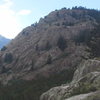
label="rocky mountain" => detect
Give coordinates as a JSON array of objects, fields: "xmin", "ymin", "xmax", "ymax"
[
  {"xmin": 0, "ymin": 35, "xmax": 10, "ymax": 49},
  {"xmin": 0, "ymin": 7, "xmax": 100, "ymax": 100}
]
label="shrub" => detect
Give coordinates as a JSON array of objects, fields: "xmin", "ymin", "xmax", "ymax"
[
  {"xmin": 1, "ymin": 46, "xmax": 7, "ymax": 51},
  {"xmin": 87, "ymin": 24, "xmax": 100, "ymax": 57},
  {"xmin": 46, "ymin": 55, "xmax": 52, "ymax": 64},
  {"xmin": 4, "ymin": 53, "xmax": 13, "ymax": 63},
  {"xmin": 57, "ymin": 36, "xmax": 67, "ymax": 51},
  {"xmin": 73, "ymin": 30, "xmax": 91, "ymax": 45},
  {"xmin": 84, "ymin": 93, "xmax": 100, "ymax": 100},
  {"xmin": 45, "ymin": 41, "xmax": 52, "ymax": 51},
  {"xmin": 35, "ymin": 44, "xmax": 39, "ymax": 51},
  {"xmin": 0, "ymin": 69, "xmax": 74, "ymax": 100},
  {"xmin": 1, "ymin": 66, "xmax": 9, "ymax": 73},
  {"xmin": 55, "ymin": 23, "xmax": 60, "ymax": 26},
  {"xmin": 30, "ymin": 60, "xmax": 35, "ymax": 70},
  {"xmin": 71, "ymin": 82, "xmax": 97, "ymax": 96},
  {"xmin": 62, "ymin": 22, "xmax": 74, "ymax": 26}
]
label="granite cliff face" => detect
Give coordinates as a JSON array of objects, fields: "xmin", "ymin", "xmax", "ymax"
[{"xmin": 0, "ymin": 7, "xmax": 100, "ymax": 100}]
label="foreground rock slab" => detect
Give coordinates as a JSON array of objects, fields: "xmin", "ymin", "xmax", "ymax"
[{"xmin": 40, "ymin": 60, "xmax": 100, "ymax": 100}]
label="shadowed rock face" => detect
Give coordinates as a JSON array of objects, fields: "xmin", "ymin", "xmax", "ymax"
[{"xmin": 40, "ymin": 60, "xmax": 100, "ymax": 100}]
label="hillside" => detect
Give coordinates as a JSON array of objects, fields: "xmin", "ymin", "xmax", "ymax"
[
  {"xmin": 0, "ymin": 7, "xmax": 100, "ymax": 100},
  {"xmin": 0, "ymin": 35, "xmax": 10, "ymax": 49}
]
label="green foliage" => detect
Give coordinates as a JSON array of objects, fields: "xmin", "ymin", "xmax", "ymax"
[
  {"xmin": 62, "ymin": 22, "xmax": 74, "ymax": 26},
  {"xmin": 57, "ymin": 36, "xmax": 67, "ymax": 51},
  {"xmin": 84, "ymin": 92, "xmax": 100, "ymax": 100},
  {"xmin": 72, "ymin": 24, "xmax": 100, "ymax": 57},
  {"xmin": 87, "ymin": 24, "xmax": 100, "ymax": 57},
  {"xmin": 0, "ymin": 69, "xmax": 74, "ymax": 100},
  {"xmin": 31, "ymin": 22, "xmax": 38, "ymax": 27},
  {"xmin": 73, "ymin": 30, "xmax": 91, "ymax": 45},
  {"xmin": 22, "ymin": 31, "xmax": 29, "ymax": 36},
  {"xmin": 1, "ymin": 66, "xmax": 9, "ymax": 73},
  {"xmin": 89, "ymin": 38, "xmax": 100, "ymax": 57},
  {"xmin": 45, "ymin": 41, "xmax": 52, "ymax": 51},
  {"xmin": 35, "ymin": 44, "xmax": 39, "ymax": 51},
  {"xmin": 53, "ymin": 52, "xmax": 70, "ymax": 62},
  {"xmin": 71, "ymin": 6, "xmax": 100, "ymax": 22},
  {"xmin": 4, "ymin": 53, "xmax": 13, "ymax": 63},
  {"xmin": 55, "ymin": 23, "xmax": 60, "ymax": 26},
  {"xmin": 87, "ymin": 9, "xmax": 100, "ymax": 23},
  {"xmin": 72, "ymin": 6, "xmax": 86, "ymax": 10},
  {"xmin": 46, "ymin": 55, "xmax": 52, "ymax": 64},
  {"xmin": 71, "ymin": 82, "xmax": 97, "ymax": 97},
  {"xmin": 1, "ymin": 46, "xmax": 7, "ymax": 51},
  {"xmin": 30, "ymin": 60, "xmax": 35, "ymax": 70}
]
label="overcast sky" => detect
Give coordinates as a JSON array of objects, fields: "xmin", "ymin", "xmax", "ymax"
[{"xmin": 0, "ymin": 0, "xmax": 99, "ymax": 39}]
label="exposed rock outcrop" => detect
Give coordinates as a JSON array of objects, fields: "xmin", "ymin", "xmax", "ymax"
[
  {"xmin": 40, "ymin": 59, "xmax": 100, "ymax": 100},
  {"xmin": 65, "ymin": 92, "xmax": 97, "ymax": 100},
  {"xmin": 72, "ymin": 59, "xmax": 100, "ymax": 83}
]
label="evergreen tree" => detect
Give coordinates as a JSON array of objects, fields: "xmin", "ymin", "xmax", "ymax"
[
  {"xmin": 46, "ymin": 55, "xmax": 52, "ymax": 64},
  {"xmin": 57, "ymin": 36, "xmax": 67, "ymax": 51}
]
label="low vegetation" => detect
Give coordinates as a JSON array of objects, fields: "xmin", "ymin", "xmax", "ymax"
[
  {"xmin": 46, "ymin": 55, "xmax": 52, "ymax": 64},
  {"xmin": 1, "ymin": 46, "xmax": 7, "ymax": 51},
  {"xmin": 71, "ymin": 82, "xmax": 97, "ymax": 96},
  {"xmin": 57, "ymin": 36, "xmax": 67, "ymax": 51},
  {"xmin": 4, "ymin": 53, "xmax": 13, "ymax": 63},
  {"xmin": 0, "ymin": 69, "xmax": 74, "ymax": 100},
  {"xmin": 84, "ymin": 92, "xmax": 100, "ymax": 100}
]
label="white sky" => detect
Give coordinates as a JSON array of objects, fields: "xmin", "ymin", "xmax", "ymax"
[
  {"xmin": 0, "ymin": 0, "xmax": 99, "ymax": 39},
  {"xmin": 0, "ymin": 0, "xmax": 31, "ymax": 39}
]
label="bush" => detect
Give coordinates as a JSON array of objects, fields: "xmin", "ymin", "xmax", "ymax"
[
  {"xmin": 84, "ymin": 93, "xmax": 100, "ymax": 100},
  {"xmin": 1, "ymin": 66, "xmax": 7, "ymax": 73},
  {"xmin": 0, "ymin": 69, "xmax": 74, "ymax": 100},
  {"xmin": 55, "ymin": 23, "xmax": 60, "ymax": 26},
  {"xmin": 87, "ymin": 24, "xmax": 100, "ymax": 57},
  {"xmin": 46, "ymin": 55, "xmax": 52, "ymax": 64},
  {"xmin": 71, "ymin": 82, "xmax": 97, "ymax": 96},
  {"xmin": 45, "ymin": 41, "xmax": 52, "ymax": 51},
  {"xmin": 73, "ymin": 30, "xmax": 91, "ymax": 45},
  {"xmin": 35, "ymin": 44, "xmax": 39, "ymax": 51},
  {"xmin": 62, "ymin": 22, "xmax": 74, "ymax": 26},
  {"xmin": 1, "ymin": 46, "xmax": 7, "ymax": 51},
  {"xmin": 57, "ymin": 36, "xmax": 67, "ymax": 51},
  {"xmin": 4, "ymin": 53, "xmax": 13, "ymax": 63}
]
